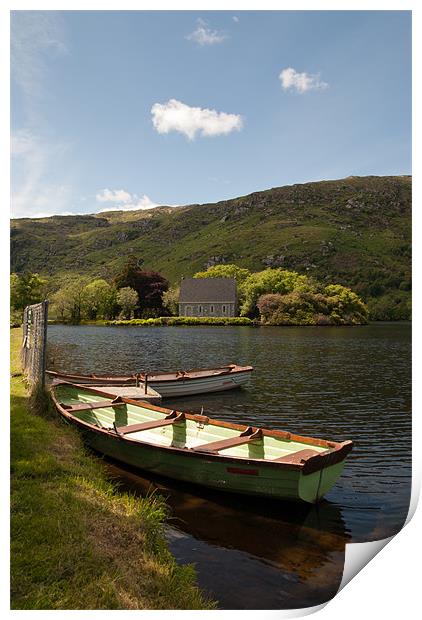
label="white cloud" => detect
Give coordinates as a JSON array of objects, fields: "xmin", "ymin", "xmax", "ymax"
[
  {"xmin": 186, "ymin": 19, "xmax": 226, "ymax": 46},
  {"xmin": 279, "ymin": 67, "xmax": 328, "ymax": 93},
  {"xmin": 96, "ymin": 188, "xmax": 132, "ymax": 203},
  {"xmin": 11, "ymin": 129, "xmax": 73, "ymax": 218},
  {"xmin": 11, "ymin": 11, "xmax": 68, "ymax": 97},
  {"xmin": 232, "ymin": 16, "xmax": 239, "ymax": 23},
  {"xmin": 96, "ymin": 190, "xmax": 166, "ymax": 212},
  {"xmin": 30, "ymin": 210, "xmax": 78, "ymax": 219},
  {"xmin": 151, "ymin": 99, "xmax": 243, "ymax": 140}
]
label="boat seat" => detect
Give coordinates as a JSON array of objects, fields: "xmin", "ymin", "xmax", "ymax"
[
  {"xmin": 192, "ymin": 427, "xmax": 263, "ymax": 453},
  {"xmin": 272, "ymin": 448, "xmax": 321, "ymax": 463},
  {"xmin": 60, "ymin": 397, "xmax": 126, "ymax": 412},
  {"xmin": 114, "ymin": 411, "xmax": 185, "ymax": 435}
]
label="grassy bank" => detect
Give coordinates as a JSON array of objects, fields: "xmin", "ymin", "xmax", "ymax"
[{"xmin": 10, "ymin": 328, "xmax": 214, "ymax": 610}]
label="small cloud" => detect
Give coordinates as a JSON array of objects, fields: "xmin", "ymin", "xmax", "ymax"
[
  {"xmin": 96, "ymin": 188, "xmax": 132, "ymax": 203},
  {"xmin": 31, "ymin": 210, "xmax": 78, "ymax": 219},
  {"xmin": 186, "ymin": 18, "xmax": 226, "ymax": 46},
  {"xmin": 96, "ymin": 190, "xmax": 170, "ymax": 212},
  {"xmin": 131, "ymin": 195, "xmax": 159, "ymax": 210},
  {"xmin": 232, "ymin": 16, "xmax": 239, "ymax": 23},
  {"xmin": 151, "ymin": 99, "xmax": 243, "ymax": 140},
  {"xmin": 279, "ymin": 67, "xmax": 328, "ymax": 93}
]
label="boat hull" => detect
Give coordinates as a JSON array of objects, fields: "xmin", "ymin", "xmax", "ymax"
[
  {"xmin": 72, "ymin": 421, "xmax": 346, "ymax": 503},
  {"xmin": 51, "ymin": 383, "xmax": 352, "ymax": 504},
  {"xmin": 148, "ymin": 371, "xmax": 252, "ymax": 397},
  {"xmin": 46, "ymin": 367, "xmax": 253, "ymax": 398}
]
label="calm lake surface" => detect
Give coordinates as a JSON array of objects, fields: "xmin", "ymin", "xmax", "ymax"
[{"xmin": 47, "ymin": 323, "xmax": 411, "ymax": 609}]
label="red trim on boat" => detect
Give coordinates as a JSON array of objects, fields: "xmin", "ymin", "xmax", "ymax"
[{"xmin": 226, "ymin": 467, "xmax": 259, "ymax": 476}]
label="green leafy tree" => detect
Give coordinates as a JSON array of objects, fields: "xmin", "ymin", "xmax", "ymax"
[
  {"xmin": 241, "ymin": 268, "xmax": 309, "ymax": 316},
  {"xmin": 257, "ymin": 291, "xmax": 326, "ymax": 325},
  {"xmin": 10, "ymin": 272, "xmax": 47, "ymax": 311},
  {"xmin": 324, "ymin": 284, "xmax": 369, "ymax": 324},
  {"xmin": 193, "ymin": 264, "xmax": 251, "ymax": 286},
  {"xmin": 50, "ymin": 278, "xmax": 90, "ymax": 323},
  {"xmin": 114, "ymin": 257, "xmax": 169, "ymax": 317},
  {"xmin": 82, "ymin": 279, "xmax": 118, "ymax": 320},
  {"xmin": 50, "ymin": 288, "xmax": 68, "ymax": 322},
  {"xmin": 257, "ymin": 284, "xmax": 368, "ymax": 326},
  {"xmin": 117, "ymin": 287, "xmax": 139, "ymax": 319},
  {"xmin": 368, "ymin": 293, "xmax": 411, "ymax": 321},
  {"xmin": 162, "ymin": 286, "xmax": 180, "ymax": 316}
]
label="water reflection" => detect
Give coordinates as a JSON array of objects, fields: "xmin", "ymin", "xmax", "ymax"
[{"xmin": 104, "ymin": 458, "xmax": 350, "ymax": 609}]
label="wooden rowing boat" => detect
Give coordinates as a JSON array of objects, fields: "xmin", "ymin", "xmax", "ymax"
[
  {"xmin": 50, "ymin": 382, "xmax": 353, "ymax": 504},
  {"xmin": 46, "ymin": 364, "xmax": 253, "ymax": 397}
]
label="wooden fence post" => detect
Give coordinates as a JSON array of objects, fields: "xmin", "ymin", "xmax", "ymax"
[{"xmin": 20, "ymin": 300, "xmax": 49, "ymax": 389}]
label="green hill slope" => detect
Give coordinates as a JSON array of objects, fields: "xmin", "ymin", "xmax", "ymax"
[{"xmin": 10, "ymin": 175, "xmax": 411, "ymax": 319}]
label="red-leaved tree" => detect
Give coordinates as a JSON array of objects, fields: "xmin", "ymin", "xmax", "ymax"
[{"xmin": 114, "ymin": 256, "xmax": 169, "ymax": 317}]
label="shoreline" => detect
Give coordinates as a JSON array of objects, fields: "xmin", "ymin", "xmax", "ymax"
[{"xmin": 41, "ymin": 318, "xmax": 408, "ymax": 328}]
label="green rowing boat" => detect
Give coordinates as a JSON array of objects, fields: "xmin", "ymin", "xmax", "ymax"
[{"xmin": 51, "ymin": 382, "xmax": 353, "ymax": 504}]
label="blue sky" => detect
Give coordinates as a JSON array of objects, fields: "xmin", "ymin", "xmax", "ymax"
[{"xmin": 11, "ymin": 10, "xmax": 411, "ymax": 218}]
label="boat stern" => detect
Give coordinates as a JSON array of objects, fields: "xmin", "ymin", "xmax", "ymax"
[{"xmin": 297, "ymin": 440, "xmax": 353, "ymax": 503}]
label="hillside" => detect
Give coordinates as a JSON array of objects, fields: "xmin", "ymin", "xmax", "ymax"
[{"xmin": 10, "ymin": 175, "xmax": 411, "ymax": 319}]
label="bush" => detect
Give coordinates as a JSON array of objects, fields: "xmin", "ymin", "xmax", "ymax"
[
  {"xmin": 240, "ymin": 269, "xmax": 309, "ymax": 316},
  {"xmin": 10, "ymin": 309, "xmax": 23, "ymax": 328},
  {"xmin": 367, "ymin": 294, "xmax": 411, "ymax": 321},
  {"xmin": 257, "ymin": 285, "xmax": 368, "ymax": 326},
  {"xmin": 106, "ymin": 316, "xmax": 255, "ymax": 327}
]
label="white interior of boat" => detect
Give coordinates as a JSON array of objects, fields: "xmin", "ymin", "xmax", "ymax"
[{"xmin": 56, "ymin": 386, "xmax": 328, "ymax": 462}]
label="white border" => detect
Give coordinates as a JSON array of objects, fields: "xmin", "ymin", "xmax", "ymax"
[{"xmin": 2, "ymin": 2, "xmax": 418, "ymax": 618}]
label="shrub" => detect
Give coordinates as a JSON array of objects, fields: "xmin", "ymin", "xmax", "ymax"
[
  {"xmin": 106, "ymin": 316, "xmax": 255, "ymax": 327},
  {"xmin": 241, "ymin": 269, "xmax": 309, "ymax": 316},
  {"xmin": 257, "ymin": 285, "xmax": 368, "ymax": 326}
]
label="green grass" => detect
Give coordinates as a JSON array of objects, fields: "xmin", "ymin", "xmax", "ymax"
[{"xmin": 10, "ymin": 328, "xmax": 215, "ymax": 610}]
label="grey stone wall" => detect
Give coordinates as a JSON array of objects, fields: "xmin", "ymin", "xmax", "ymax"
[{"xmin": 178, "ymin": 302, "xmax": 236, "ymax": 317}]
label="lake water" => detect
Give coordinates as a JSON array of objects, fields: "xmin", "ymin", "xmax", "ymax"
[{"xmin": 47, "ymin": 323, "xmax": 411, "ymax": 609}]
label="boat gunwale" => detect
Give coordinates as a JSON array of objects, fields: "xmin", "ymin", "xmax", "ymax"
[
  {"xmin": 46, "ymin": 365, "xmax": 254, "ymax": 384},
  {"xmin": 50, "ymin": 381, "xmax": 353, "ymax": 475},
  {"xmin": 145, "ymin": 365, "xmax": 254, "ymax": 382}
]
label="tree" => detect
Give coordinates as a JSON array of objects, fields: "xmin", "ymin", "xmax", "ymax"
[
  {"xmin": 162, "ymin": 286, "xmax": 180, "ymax": 316},
  {"xmin": 257, "ymin": 291, "xmax": 327, "ymax": 325},
  {"xmin": 114, "ymin": 257, "xmax": 169, "ymax": 317},
  {"xmin": 240, "ymin": 269, "xmax": 309, "ymax": 316},
  {"xmin": 10, "ymin": 272, "xmax": 47, "ymax": 311},
  {"xmin": 49, "ymin": 278, "xmax": 90, "ymax": 323},
  {"xmin": 324, "ymin": 284, "xmax": 369, "ymax": 324},
  {"xmin": 82, "ymin": 279, "xmax": 118, "ymax": 320},
  {"xmin": 256, "ymin": 285, "xmax": 368, "ymax": 326},
  {"xmin": 50, "ymin": 288, "xmax": 68, "ymax": 322},
  {"xmin": 117, "ymin": 287, "xmax": 139, "ymax": 319},
  {"xmin": 256, "ymin": 294, "xmax": 285, "ymax": 322},
  {"xmin": 193, "ymin": 264, "xmax": 251, "ymax": 286}
]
